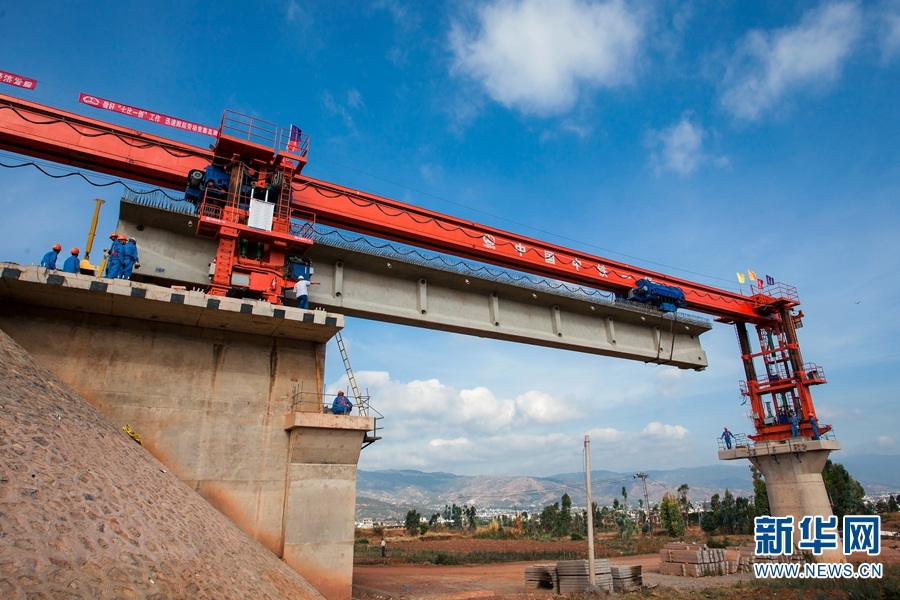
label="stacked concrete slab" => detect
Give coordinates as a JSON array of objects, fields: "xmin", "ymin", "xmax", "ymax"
[
  {"xmin": 611, "ymin": 564, "xmax": 643, "ymax": 591},
  {"xmin": 527, "ymin": 560, "xmax": 629, "ymax": 593},
  {"xmin": 659, "ymin": 543, "xmax": 738, "ymax": 577},
  {"xmin": 557, "ymin": 559, "xmax": 613, "ymax": 593},
  {"xmin": 524, "ymin": 564, "xmax": 559, "ymax": 593}
]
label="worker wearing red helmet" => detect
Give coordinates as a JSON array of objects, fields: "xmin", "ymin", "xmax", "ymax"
[
  {"xmin": 104, "ymin": 232, "xmax": 123, "ymax": 278},
  {"xmin": 62, "ymin": 248, "xmax": 80, "ymax": 274},
  {"xmin": 40, "ymin": 244, "xmax": 62, "ymax": 270},
  {"xmin": 331, "ymin": 390, "xmax": 353, "ymax": 415}
]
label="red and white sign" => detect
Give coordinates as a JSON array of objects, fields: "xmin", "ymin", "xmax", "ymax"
[
  {"xmin": 0, "ymin": 70, "xmax": 37, "ymax": 90},
  {"xmin": 78, "ymin": 93, "xmax": 218, "ymax": 137}
]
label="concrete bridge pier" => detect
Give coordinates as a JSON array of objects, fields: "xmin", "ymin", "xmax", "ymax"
[
  {"xmin": 0, "ymin": 264, "xmax": 372, "ymax": 600},
  {"xmin": 720, "ymin": 439, "xmax": 843, "ymax": 562},
  {"xmin": 282, "ymin": 413, "xmax": 375, "ymax": 600}
]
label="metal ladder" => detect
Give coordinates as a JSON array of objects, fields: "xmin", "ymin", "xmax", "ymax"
[{"xmin": 335, "ymin": 331, "xmax": 366, "ymax": 416}]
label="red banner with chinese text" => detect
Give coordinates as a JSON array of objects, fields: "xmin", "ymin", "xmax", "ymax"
[
  {"xmin": 0, "ymin": 70, "xmax": 37, "ymax": 90},
  {"xmin": 78, "ymin": 93, "xmax": 218, "ymax": 137}
]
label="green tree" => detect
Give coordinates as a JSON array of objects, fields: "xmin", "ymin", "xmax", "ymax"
[
  {"xmin": 751, "ymin": 465, "xmax": 769, "ymax": 516},
  {"xmin": 558, "ymin": 493, "xmax": 573, "ymax": 536},
  {"xmin": 615, "ymin": 486, "xmax": 634, "ymax": 539},
  {"xmin": 463, "ymin": 505, "xmax": 478, "ymax": 529},
  {"xmin": 677, "ymin": 484, "xmax": 691, "ymax": 527},
  {"xmin": 405, "ymin": 509, "xmax": 421, "ymax": 535},
  {"xmin": 700, "ymin": 494, "xmax": 720, "ymax": 535},
  {"xmin": 720, "ymin": 490, "xmax": 737, "ymax": 533},
  {"xmin": 539, "ymin": 502, "xmax": 560, "ymax": 534},
  {"xmin": 660, "ymin": 492, "xmax": 685, "ymax": 537},
  {"xmin": 822, "ymin": 460, "xmax": 868, "ymax": 520}
]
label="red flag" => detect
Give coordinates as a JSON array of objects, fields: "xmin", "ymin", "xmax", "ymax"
[{"xmin": 757, "ymin": 278, "xmax": 764, "ymax": 290}]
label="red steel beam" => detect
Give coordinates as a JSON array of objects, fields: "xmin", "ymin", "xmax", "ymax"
[
  {"xmin": 292, "ymin": 176, "xmax": 771, "ymax": 324},
  {"xmin": 0, "ymin": 91, "xmax": 771, "ymax": 323},
  {"xmin": 0, "ymin": 92, "xmax": 210, "ymax": 190}
]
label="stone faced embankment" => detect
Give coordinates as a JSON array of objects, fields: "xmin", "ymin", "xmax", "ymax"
[{"xmin": 0, "ymin": 328, "xmax": 324, "ymax": 600}]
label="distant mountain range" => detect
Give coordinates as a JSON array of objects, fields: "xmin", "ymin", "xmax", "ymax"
[{"xmin": 356, "ymin": 454, "xmax": 900, "ymax": 521}]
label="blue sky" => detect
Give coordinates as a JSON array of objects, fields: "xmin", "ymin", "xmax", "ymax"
[{"xmin": 1, "ymin": 0, "xmax": 899, "ymax": 477}]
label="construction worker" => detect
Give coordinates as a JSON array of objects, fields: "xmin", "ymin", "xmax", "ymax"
[
  {"xmin": 789, "ymin": 412, "xmax": 800, "ymax": 437},
  {"xmin": 720, "ymin": 426, "xmax": 734, "ymax": 450},
  {"xmin": 331, "ymin": 391, "xmax": 353, "ymax": 415},
  {"xmin": 62, "ymin": 248, "xmax": 80, "ymax": 273},
  {"xmin": 104, "ymin": 232, "xmax": 122, "ymax": 278},
  {"xmin": 809, "ymin": 415, "xmax": 821, "ymax": 440},
  {"xmin": 121, "ymin": 237, "xmax": 140, "ymax": 279},
  {"xmin": 292, "ymin": 275, "xmax": 320, "ymax": 310},
  {"xmin": 40, "ymin": 244, "xmax": 62, "ymax": 269}
]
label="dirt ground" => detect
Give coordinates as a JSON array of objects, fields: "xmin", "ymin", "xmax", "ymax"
[
  {"xmin": 353, "ymin": 553, "xmax": 753, "ymax": 600},
  {"xmin": 353, "ymin": 540, "xmax": 900, "ymax": 600}
]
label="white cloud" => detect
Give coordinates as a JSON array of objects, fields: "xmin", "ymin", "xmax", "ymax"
[
  {"xmin": 346, "ymin": 89, "xmax": 364, "ymax": 109},
  {"xmin": 877, "ymin": 435, "xmax": 895, "ymax": 448},
  {"xmin": 515, "ymin": 390, "xmax": 574, "ymax": 423},
  {"xmin": 647, "ymin": 115, "xmax": 726, "ymax": 177},
  {"xmin": 721, "ymin": 2, "xmax": 863, "ymax": 120},
  {"xmin": 450, "ymin": 0, "xmax": 645, "ymax": 115},
  {"xmin": 327, "ymin": 367, "xmax": 700, "ymax": 474},
  {"xmin": 880, "ymin": 6, "xmax": 900, "ymax": 59},
  {"xmin": 641, "ymin": 421, "xmax": 689, "ymax": 440}
]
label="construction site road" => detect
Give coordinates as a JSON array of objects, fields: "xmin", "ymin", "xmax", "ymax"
[{"xmin": 352, "ymin": 553, "xmax": 754, "ymax": 599}]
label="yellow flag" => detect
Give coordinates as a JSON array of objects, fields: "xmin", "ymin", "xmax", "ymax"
[
  {"xmin": 736, "ymin": 272, "xmax": 746, "ymax": 284},
  {"xmin": 748, "ymin": 269, "xmax": 757, "ymax": 281}
]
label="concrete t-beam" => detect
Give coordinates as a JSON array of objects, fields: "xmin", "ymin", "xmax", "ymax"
[{"xmin": 115, "ymin": 200, "xmax": 712, "ymax": 370}]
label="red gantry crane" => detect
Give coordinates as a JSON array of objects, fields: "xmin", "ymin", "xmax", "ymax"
[{"xmin": 0, "ymin": 91, "xmax": 828, "ymax": 443}]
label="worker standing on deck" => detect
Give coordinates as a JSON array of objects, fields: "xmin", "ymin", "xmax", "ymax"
[
  {"xmin": 62, "ymin": 248, "xmax": 80, "ymax": 274},
  {"xmin": 809, "ymin": 415, "xmax": 820, "ymax": 440},
  {"xmin": 332, "ymin": 391, "xmax": 353, "ymax": 415},
  {"xmin": 40, "ymin": 244, "xmax": 61, "ymax": 270},
  {"xmin": 104, "ymin": 232, "xmax": 122, "ymax": 278},
  {"xmin": 789, "ymin": 412, "xmax": 800, "ymax": 437},
  {"xmin": 720, "ymin": 427, "xmax": 734, "ymax": 450},
  {"xmin": 292, "ymin": 275, "xmax": 320, "ymax": 310},
  {"xmin": 121, "ymin": 237, "xmax": 140, "ymax": 279}
]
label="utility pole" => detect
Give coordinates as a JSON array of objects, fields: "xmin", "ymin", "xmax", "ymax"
[
  {"xmin": 584, "ymin": 435, "xmax": 596, "ymax": 586},
  {"xmin": 634, "ymin": 472, "xmax": 651, "ymax": 537}
]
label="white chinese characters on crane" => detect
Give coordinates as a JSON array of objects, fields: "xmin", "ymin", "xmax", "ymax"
[
  {"xmin": 482, "ymin": 234, "xmax": 496, "ymax": 250},
  {"xmin": 572, "ymin": 258, "xmax": 582, "ymax": 271},
  {"xmin": 597, "ymin": 265, "xmax": 609, "ymax": 278},
  {"xmin": 544, "ymin": 251, "xmax": 555, "ymax": 265},
  {"xmin": 514, "ymin": 242, "xmax": 526, "ymax": 256}
]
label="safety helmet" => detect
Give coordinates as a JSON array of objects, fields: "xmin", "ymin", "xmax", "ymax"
[
  {"xmin": 52, "ymin": 244, "xmax": 61, "ymax": 251},
  {"xmin": 70, "ymin": 247, "xmax": 79, "ymax": 255},
  {"xmin": 338, "ymin": 390, "xmax": 344, "ymax": 395},
  {"xmin": 109, "ymin": 232, "xmax": 118, "ymax": 239},
  {"xmin": 117, "ymin": 235, "xmax": 127, "ymax": 241},
  {"xmin": 128, "ymin": 237, "xmax": 136, "ymax": 243}
]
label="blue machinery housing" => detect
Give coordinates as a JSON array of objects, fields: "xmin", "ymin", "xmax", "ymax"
[{"xmin": 627, "ymin": 278, "xmax": 687, "ymax": 313}]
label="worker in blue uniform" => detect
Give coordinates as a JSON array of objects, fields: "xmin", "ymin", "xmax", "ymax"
[
  {"xmin": 720, "ymin": 426, "xmax": 734, "ymax": 450},
  {"xmin": 809, "ymin": 415, "xmax": 821, "ymax": 440},
  {"xmin": 121, "ymin": 237, "xmax": 140, "ymax": 279},
  {"xmin": 62, "ymin": 248, "xmax": 80, "ymax": 273},
  {"xmin": 789, "ymin": 412, "xmax": 800, "ymax": 437},
  {"xmin": 104, "ymin": 232, "xmax": 122, "ymax": 278},
  {"xmin": 40, "ymin": 244, "xmax": 61, "ymax": 269},
  {"xmin": 331, "ymin": 391, "xmax": 353, "ymax": 415}
]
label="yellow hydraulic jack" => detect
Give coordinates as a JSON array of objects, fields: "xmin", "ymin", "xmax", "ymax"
[{"xmin": 78, "ymin": 198, "xmax": 105, "ymax": 276}]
